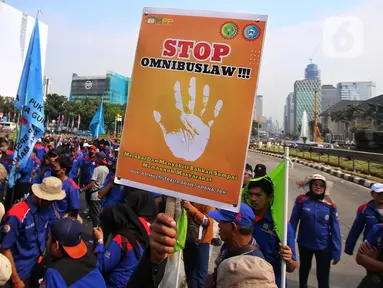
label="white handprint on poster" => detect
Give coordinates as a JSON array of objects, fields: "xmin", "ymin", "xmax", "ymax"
[{"xmin": 153, "ymin": 77, "xmax": 223, "ymax": 162}]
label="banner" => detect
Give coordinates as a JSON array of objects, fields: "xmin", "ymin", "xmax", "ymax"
[
  {"xmin": 9, "ymin": 17, "xmax": 44, "ymax": 187},
  {"xmin": 77, "ymin": 114, "xmax": 81, "ymax": 130},
  {"xmin": 116, "ymin": 7, "xmax": 267, "ymax": 211}
]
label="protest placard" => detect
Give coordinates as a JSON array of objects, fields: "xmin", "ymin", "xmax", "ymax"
[{"xmin": 115, "ymin": 7, "xmax": 267, "ymax": 211}]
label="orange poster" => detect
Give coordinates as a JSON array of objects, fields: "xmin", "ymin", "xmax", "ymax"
[{"xmin": 116, "ymin": 7, "xmax": 267, "ymax": 211}]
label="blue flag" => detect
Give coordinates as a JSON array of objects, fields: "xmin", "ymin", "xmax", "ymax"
[
  {"xmin": 9, "ymin": 18, "xmax": 45, "ymax": 188},
  {"xmin": 89, "ymin": 100, "xmax": 105, "ymax": 138}
]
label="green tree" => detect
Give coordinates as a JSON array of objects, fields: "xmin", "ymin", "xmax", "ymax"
[
  {"xmin": 0, "ymin": 96, "xmax": 16, "ymax": 115},
  {"xmin": 45, "ymin": 93, "xmax": 67, "ymax": 120}
]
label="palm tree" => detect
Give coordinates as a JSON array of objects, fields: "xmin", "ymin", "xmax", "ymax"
[{"xmin": 330, "ymin": 110, "xmax": 345, "ymax": 123}]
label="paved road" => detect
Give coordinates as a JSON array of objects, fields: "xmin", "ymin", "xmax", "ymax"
[{"xmin": 247, "ymin": 151, "xmax": 367, "ymax": 288}]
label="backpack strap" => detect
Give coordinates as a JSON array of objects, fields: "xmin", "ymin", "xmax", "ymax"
[
  {"xmin": 120, "ymin": 235, "xmax": 128, "ymax": 271},
  {"xmin": 373, "ymin": 209, "xmax": 383, "ymax": 224},
  {"xmin": 121, "ymin": 236, "xmax": 128, "ymax": 253}
]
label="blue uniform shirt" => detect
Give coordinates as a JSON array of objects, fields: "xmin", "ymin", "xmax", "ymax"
[
  {"xmin": 34, "ymin": 143, "xmax": 46, "ymax": 163},
  {"xmin": 3, "ymin": 150, "xmax": 14, "ymax": 173},
  {"xmin": 81, "ymin": 156, "xmax": 96, "ymax": 185},
  {"xmin": 42, "ymin": 166, "xmax": 52, "ymax": 179},
  {"xmin": 100, "ymin": 172, "xmax": 125, "ymax": 209},
  {"xmin": 345, "ymin": 201, "xmax": 383, "ymax": 255},
  {"xmin": 16, "ymin": 157, "xmax": 33, "ymax": 183},
  {"xmin": 55, "ymin": 178, "xmax": 80, "ymax": 216},
  {"xmin": 31, "ymin": 156, "xmax": 42, "ymax": 184},
  {"xmin": 41, "ymin": 268, "xmax": 106, "ymax": 288},
  {"xmin": 69, "ymin": 153, "xmax": 84, "ymax": 182},
  {"xmin": 104, "ymin": 148, "xmax": 114, "ymax": 161},
  {"xmin": 367, "ymin": 223, "xmax": 383, "ymax": 253},
  {"xmin": 95, "ymin": 218, "xmax": 150, "ymax": 287},
  {"xmin": 0, "ymin": 196, "xmax": 50, "ymax": 280},
  {"xmin": 253, "ymin": 208, "xmax": 296, "ymax": 288},
  {"xmin": 290, "ymin": 194, "xmax": 342, "ymax": 261}
]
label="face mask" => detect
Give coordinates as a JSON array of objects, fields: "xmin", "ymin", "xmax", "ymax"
[{"xmin": 51, "ymin": 169, "xmax": 60, "ymax": 177}]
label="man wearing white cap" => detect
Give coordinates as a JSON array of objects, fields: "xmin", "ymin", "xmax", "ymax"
[
  {"xmin": 0, "ymin": 177, "xmax": 65, "ymax": 287},
  {"xmin": 346, "ymin": 183, "xmax": 383, "ymax": 256}
]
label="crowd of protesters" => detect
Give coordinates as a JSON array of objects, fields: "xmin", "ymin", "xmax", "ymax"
[{"xmin": 0, "ymin": 135, "xmax": 381, "ymax": 287}]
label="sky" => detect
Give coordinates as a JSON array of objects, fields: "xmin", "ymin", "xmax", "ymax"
[{"xmin": 8, "ymin": 0, "xmax": 383, "ymax": 123}]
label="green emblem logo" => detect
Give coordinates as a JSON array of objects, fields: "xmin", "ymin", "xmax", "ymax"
[{"xmin": 221, "ymin": 23, "xmax": 238, "ymax": 39}]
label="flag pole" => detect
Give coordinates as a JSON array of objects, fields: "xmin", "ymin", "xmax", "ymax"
[
  {"xmin": 96, "ymin": 98, "xmax": 102, "ymax": 138},
  {"xmin": 281, "ymin": 146, "xmax": 290, "ymax": 288}
]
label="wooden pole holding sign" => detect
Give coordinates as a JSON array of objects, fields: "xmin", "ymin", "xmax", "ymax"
[{"xmin": 165, "ymin": 197, "xmax": 176, "ymax": 219}]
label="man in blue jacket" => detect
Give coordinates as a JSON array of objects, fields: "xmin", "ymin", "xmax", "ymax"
[
  {"xmin": 40, "ymin": 217, "xmax": 106, "ymax": 288},
  {"xmin": 246, "ymin": 177, "xmax": 297, "ymax": 287},
  {"xmin": 0, "ymin": 177, "xmax": 66, "ymax": 287},
  {"xmin": 13, "ymin": 156, "xmax": 33, "ymax": 202},
  {"xmin": 345, "ymin": 183, "xmax": 383, "ymax": 255},
  {"xmin": 69, "ymin": 145, "xmax": 83, "ymax": 183}
]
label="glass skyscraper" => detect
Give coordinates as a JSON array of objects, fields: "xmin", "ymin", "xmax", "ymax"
[
  {"xmin": 69, "ymin": 71, "xmax": 131, "ymax": 105},
  {"xmin": 305, "ymin": 63, "xmax": 320, "ymax": 81},
  {"xmin": 293, "ymin": 80, "xmax": 321, "ymax": 135}
]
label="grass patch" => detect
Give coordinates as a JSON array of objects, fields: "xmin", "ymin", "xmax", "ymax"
[{"xmin": 259, "ymin": 146, "xmax": 383, "ymax": 182}]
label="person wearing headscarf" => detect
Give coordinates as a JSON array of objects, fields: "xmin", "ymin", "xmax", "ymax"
[
  {"xmin": 123, "ymin": 189, "xmax": 157, "ymax": 224},
  {"xmin": 290, "ymin": 174, "xmax": 341, "ymax": 288},
  {"xmin": 93, "ymin": 191, "xmax": 155, "ymax": 287},
  {"xmin": 242, "ymin": 163, "xmax": 253, "ymax": 188}
]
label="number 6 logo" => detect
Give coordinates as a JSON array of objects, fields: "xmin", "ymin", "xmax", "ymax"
[{"xmin": 322, "ymin": 16, "xmax": 364, "ymax": 58}]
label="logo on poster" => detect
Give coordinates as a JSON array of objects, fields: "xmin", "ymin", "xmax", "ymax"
[
  {"xmin": 147, "ymin": 16, "xmax": 173, "ymax": 25},
  {"xmin": 243, "ymin": 24, "xmax": 260, "ymax": 41},
  {"xmin": 220, "ymin": 22, "xmax": 238, "ymax": 39}
]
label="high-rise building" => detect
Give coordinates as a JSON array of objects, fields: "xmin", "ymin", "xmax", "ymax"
[
  {"xmin": 305, "ymin": 63, "xmax": 320, "ymax": 81},
  {"xmin": 293, "ymin": 80, "xmax": 321, "ymax": 135},
  {"xmin": 43, "ymin": 77, "xmax": 52, "ymax": 99},
  {"xmin": 0, "ymin": 1, "xmax": 48, "ymax": 97},
  {"xmin": 284, "ymin": 92, "xmax": 294, "ymax": 135},
  {"xmin": 321, "ymin": 84, "xmax": 338, "ymax": 111},
  {"xmin": 337, "ymin": 81, "xmax": 376, "ymax": 101},
  {"xmin": 69, "ymin": 71, "xmax": 131, "ymax": 105},
  {"xmin": 283, "ymin": 105, "xmax": 287, "ymax": 133},
  {"xmin": 255, "ymin": 95, "xmax": 263, "ymax": 122}
]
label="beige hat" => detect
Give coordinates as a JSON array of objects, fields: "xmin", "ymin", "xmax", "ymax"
[
  {"xmin": 0, "ymin": 203, "xmax": 5, "ymax": 222},
  {"xmin": 31, "ymin": 177, "xmax": 66, "ymax": 201},
  {"xmin": 216, "ymin": 255, "xmax": 277, "ymax": 288},
  {"xmin": 0, "ymin": 254, "xmax": 12, "ymax": 285},
  {"xmin": 301, "ymin": 174, "xmax": 332, "ymax": 195},
  {"xmin": 0, "ymin": 163, "xmax": 7, "ymax": 186}
]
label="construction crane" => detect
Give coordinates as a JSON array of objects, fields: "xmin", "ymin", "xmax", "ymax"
[
  {"xmin": 309, "ymin": 44, "xmax": 320, "ymax": 64},
  {"xmin": 313, "ymin": 88, "xmax": 324, "ymax": 142}
]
